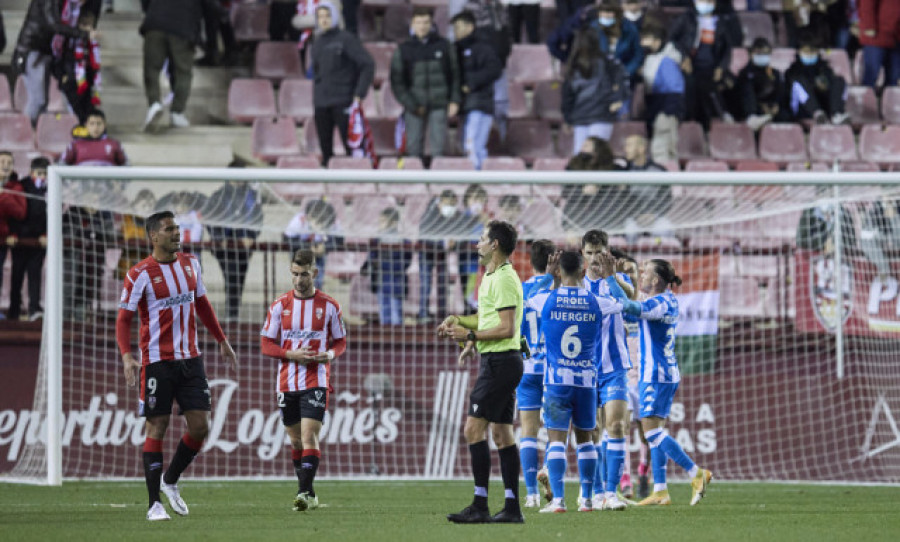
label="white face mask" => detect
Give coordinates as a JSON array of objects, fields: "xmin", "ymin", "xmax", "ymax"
[
  {"xmin": 468, "ymin": 201, "xmax": 484, "ymax": 214},
  {"xmin": 695, "ymin": 1, "xmax": 714, "ymax": 15},
  {"xmin": 623, "ymin": 10, "xmax": 642, "ymax": 22},
  {"xmin": 440, "ymin": 205, "xmax": 456, "ymax": 218}
]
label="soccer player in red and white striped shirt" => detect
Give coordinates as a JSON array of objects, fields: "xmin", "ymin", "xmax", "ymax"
[
  {"xmin": 116, "ymin": 211, "xmax": 237, "ymax": 521},
  {"xmin": 261, "ymin": 249, "xmax": 347, "ymax": 512}
]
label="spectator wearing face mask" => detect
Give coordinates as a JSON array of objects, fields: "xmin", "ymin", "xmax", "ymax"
[
  {"xmin": 737, "ymin": 37, "xmax": 788, "ymax": 131},
  {"xmin": 785, "ymin": 32, "xmax": 849, "ymax": 125},
  {"xmin": 638, "ymin": 23, "xmax": 684, "ymax": 162}
]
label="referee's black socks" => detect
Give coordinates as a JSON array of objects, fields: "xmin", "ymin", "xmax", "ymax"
[
  {"xmin": 498, "ymin": 444, "xmax": 521, "ymax": 511},
  {"xmin": 469, "ymin": 441, "xmax": 491, "ymax": 510}
]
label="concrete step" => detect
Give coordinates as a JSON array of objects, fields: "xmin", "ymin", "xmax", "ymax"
[{"xmin": 118, "ymin": 125, "xmax": 253, "ymax": 166}]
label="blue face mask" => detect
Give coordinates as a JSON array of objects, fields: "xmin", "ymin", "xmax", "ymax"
[
  {"xmin": 599, "ymin": 16, "xmax": 616, "ymax": 27},
  {"xmin": 800, "ymin": 53, "xmax": 819, "ymax": 66},
  {"xmin": 695, "ymin": 2, "xmax": 714, "ymax": 15},
  {"xmin": 752, "ymin": 54, "xmax": 770, "ymax": 67}
]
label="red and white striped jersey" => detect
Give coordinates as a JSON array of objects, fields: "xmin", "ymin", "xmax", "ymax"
[
  {"xmin": 261, "ymin": 290, "xmax": 346, "ymax": 393},
  {"xmin": 119, "ymin": 253, "xmax": 207, "ymax": 364}
]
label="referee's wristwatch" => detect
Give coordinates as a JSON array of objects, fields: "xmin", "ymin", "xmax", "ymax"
[{"xmin": 467, "ymin": 330, "xmax": 477, "ymax": 343}]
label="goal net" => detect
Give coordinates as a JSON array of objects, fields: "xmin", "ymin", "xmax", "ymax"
[{"xmin": 3, "ymin": 166, "xmax": 900, "ymax": 485}]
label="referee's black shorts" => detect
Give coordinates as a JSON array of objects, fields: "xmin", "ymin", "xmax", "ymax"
[{"xmin": 468, "ymin": 350, "xmax": 523, "ymax": 424}]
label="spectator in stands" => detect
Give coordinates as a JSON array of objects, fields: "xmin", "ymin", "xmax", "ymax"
[
  {"xmin": 6, "ymin": 156, "xmax": 49, "ymax": 321},
  {"xmin": 453, "ymin": 11, "xmax": 503, "ymax": 170},
  {"xmin": 785, "ymin": 0, "xmax": 847, "ymax": 50},
  {"xmin": 140, "ymin": 0, "xmax": 219, "ymax": 130},
  {"xmin": 0, "ymin": 151, "xmax": 26, "ymax": 321},
  {"xmin": 390, "ymin": 7, "xmax": 461, "ymax": 163},
  {"xmin": 459, "ymin": 184, "xmax": 489, "ymax": 310},
  {"xmin": 621, "ymin": 0, "xmax": 655, "ymax": 32},
  {"xmin": 785, "ymin": 33, "xmax": 850, "ymax": 125},
  {"xmin": 54, "ymin": 9, "xmax": 101, "ymax": 125},
  {"xmin": 495, "ymin": 194, "xmax": 532, "ymax": 238},
  {"xmin": 284, "ymin": 198, "xmax": 343, "ymax": 290},
  {"xmin": 562, "ymin": 136, "xmax": 623, "ymax": 231},
  {"xmin": 639, "ymin": 23, "xmax": 684, "ymax": 163},
  {"xmin": 311, "ymin": 1, "xmax": 375, "ymax": 166},
  {"xmin": 366, "ymin": 207, "xmax": 412, "ymax": 325},
  {"xmin": 62, "ymin": 192, "xmax": 115, "ymax": 320},
  {"xmin": 668, "ymin": 0, "xmax": 741, "ymax": 129},
  {"xmin": 197, "ymin": 0, "xmax": 237, "ymax": 66},
  {"xmin": 858, "ymin": 0, "xmax": 900, "ymax": 88},
  {"xmin": 464, "ymin": 0, "xmax": 513, "ymax": 140},
  {"xmin": 60, "ymin": 109, "xmax": 128, "ymax": 166},
  {"xmin": 796, "ymin": 185, "xmax": 857, "ymax": 255},
  {"xmin": 592, "ymin": 1, "xmax": 643, "ymax": 78},
  {"xmin": 417, "ymin": 189, "xmax": 466, "ymax": 323},
  {"xmin": 554, "ymin": 0, "xmax": 593, "ymax": 30},
  {"xmin": 561, "ymin": 29, "xmax": 627, "ymax": 151},
  {"xmin": 116, "ymin": 189, "xmax": 156, "ymax": 280},
  {"xmin": 203, "ymin": 172, "xmax": 263, "ymax": 321},
  {"xmin": 270, "ymin": 0, "xmax": 301, "ymax": 42},
  {"xmin": 14, "ymin": 0, "xmax": 99, "ymax": 125},
  {"xmin": 0, "ymin": 9, "xmax": 6, "ymax": 54},
  {"xmin": 620, "ymin": 134, "xmax": 674, "ymax": 242},
  {"xmin": 505, "ymin": 0, "xmax": 540, "ymax": 44},
  {"xmin": 860, "ymin": 193, "xmax": 900, "ymax": 286},
  {"xmin": 738, "ymin": 37, "xmax": 789, "ymax": 131}
]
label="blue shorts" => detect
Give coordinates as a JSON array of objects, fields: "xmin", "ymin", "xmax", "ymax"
[
  {"xmin": 597, "ymin": 370, "xmax": 629, "ymax": 406},
  {"xmin": 639, "ymin": 381, "xmax": 679, "ymax": 419},
  {"xmin": 542, "ymin": 384, "xmax": 597, "ymax": 432},
  {"xmin": 516, "ymin": 372, "xmax": 544, "ymax": 411}
]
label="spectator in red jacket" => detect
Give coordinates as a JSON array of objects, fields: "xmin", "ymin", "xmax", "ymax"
[
  {"xmin": 0, "ymin": 151, "xmax": 27, "ymax": 320},
  {"xmin": 858, "ymin": 0, "xmax": 900, "ymax": 88},
  {"xmin": 60, "ymin": 109, "xmax": 128, "ymax": 166}
]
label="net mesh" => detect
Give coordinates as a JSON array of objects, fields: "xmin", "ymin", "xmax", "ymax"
[{"xmin": 3, "ymin": 169, "xmax": 900, "ymax": 483}]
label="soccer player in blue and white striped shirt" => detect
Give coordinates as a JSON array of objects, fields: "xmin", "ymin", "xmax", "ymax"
[{"xmin": 612, "ymin": 259, "xmax": 713, "ymax": 507}]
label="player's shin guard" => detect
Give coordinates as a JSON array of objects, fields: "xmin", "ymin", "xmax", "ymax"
[
  {"xmin": 498, "ymin": 445, "xmax": 521, "ymax": 511},
  {"xmin": 143, "ymin": 437, "xmax": 164, "ymax": 507},
  {"xmin": 659, "ymin": 434, "xmax": 696, "ymax": 473},
  {"xmin": 298, "ymin": 449, "xmax": 321, "ymax": 495},
  {"xmin": 605, "ymin": 438, "xmax": 626, "ymax": 495},
  {"xmin": 520, "ymin": 438, "xmax": 539, "ymax": 496},
  {"xmin": 576, "ymin": 442, "xmax": 597, "ymax": 501},
  {"xmin": 469, "ymin": 441, "xmax": 491, "ymax": 509},
  {"xmin": 163, "ymin": 434, "xmax": 203, "ymax": 485},
  {"xmin": 646, "ymin": 428, "xmax": 668, "ymax": 489},
  {"xmin": 546, "ymin": 442, "xmax": 567, "ymax": 501}
]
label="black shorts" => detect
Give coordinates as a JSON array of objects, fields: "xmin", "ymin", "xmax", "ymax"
[
  {"xmin": 279, "ymin": 388, "xmax": 329, "ymax": 427},
  {"xmin": 139, "ymin": 357, "xmax": 211, "ymax": 417},
  {"xmin": 468, "ymin": 350, "xmax": 523, "ymax": 424}
]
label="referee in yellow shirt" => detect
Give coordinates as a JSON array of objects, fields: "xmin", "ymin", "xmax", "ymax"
[{"xmin": 438, "ymin": 220, "xmax": 525, "ymax": 524}]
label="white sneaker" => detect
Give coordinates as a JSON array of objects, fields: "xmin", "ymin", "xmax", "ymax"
[
  {"xmin": 603, "ymin": 494, "xmax": 627, "ymax": 511},
  {"xmin": 539, "ymin": 498, "xmax": 566, "ymax": 514},
  {"xmin": 293, "ymin": 491, "xmax": 320, "ymax": 511},
  {"xmin": 591, "ymin": 493, "xmax": 605, "ymax": 510},
  {"xmin": 524, "ymin": 494, "xmax": 540, "ymax": 508},
  {"xmin": 577, "ymin": 498, "xmax": 593, "ymax": 512},
  {"xmin": 831, "ymin": 112, "xmax": 851, "ymax": 125},
  {"xmin": 146, "ymin": 501, "xmax": 171, "ymax": 521},
  {"xmin": 170, "ymin": 112, "xmax": 191, "ymax": 128},
  {"xmin": 161, "ymin": 481, "xmax": 189, "ymax": 516},
  {"xmin": 142, "ymin": 102, "xmax": 164, "ymax": 131}
]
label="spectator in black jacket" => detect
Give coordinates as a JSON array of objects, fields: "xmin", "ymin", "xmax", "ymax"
[
  {"xmin": 0, "ymin": 9, "xmax": 6, "ymax": 54},
  {"xmin": 14, "ymin": 0, "xmax": 98, "ymax": 125},
  {"xmin": 738, "ymin": 37, "xmax": 788, "ymax": 131},
  {"xmin": 62, "ymin": 195, "xmax": 116, "ymax": 321},
  {"xmin": 453, "ymin": 11, "xmax": 502, "ymax": 170},
  {"xmin": 465, "ymin": 0, "xmax": 512, "ymax": 140},
  {"xmin": 785, "ymin": 33, "xmax": 850, "ymax": 125},
  {"xmin": 6, "ymin": 157, "xmax": 49, "ymax": 321},
  {"xmin": 140, "ymin": 0, "xmax": 218, "ymax": 130},
  {"xmin": 311, "ymin": 1, "xmax": 375, "ymax": 166}
]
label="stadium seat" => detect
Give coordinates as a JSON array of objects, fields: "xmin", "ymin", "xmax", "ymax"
[
  {"xmin": 507, "ymin": 44, "xmax": 554, "ymax": 86},
  {"xmin": 882, "ymin": 87, "xmax": 900, "ymax": 125},
  {"xmin": 35, "ymin": 112, "xmax": 78, "ymax": 159},
  {"xmin": 269, "ymin": 180, "xmax": 327, "ymax": 203},
  {"xmin": 730, "ymin": 47, "xmax": 749, "ymax": 75},
  {"xmin": 430, "ymin": 157, "xmax": 475, "ymax": 170},
  {"xmin": 636, "ymin": 236, "xmax": 682, "ymax": 250},
  {"xmin": 361, "ymin": 91, "xmax": 381, "ymax": 119},
  {"xmin": 677, "ymin": 121, "xmax": 708, "ymax": 162},
  {"xmin": 505, "ymin": 119, "xmax": 556, "ymax": 161},
  {"xmin": 608, "ymin": 121, "xmax": 647, "ymax": 156},
  {"xmin": 276, "ymin": 155, "xmax": 321, "ymax": 169},
  {"xmin": 481, "ymin": 157, "xmax": 527, "ymax": 171},
  {"xmin": 14, "ymin": 75, "xmax": 67, "ymax": 112},
  {"xmin": 859, "ymin": 124, "xmax": 900, "ymax": 167},
  {"xmin": 0, "ymin": 113, "xmax": 36, "ymax": 151},
  {"xmin": 532, "ymin": 80, "xmax": 563, "ymax": 122},
  {"xmin": 759, "ymin": 123, "xmax": 807, "ymax": 164},
  {"xmin": 823, "ymin": 49, "xmax": 853, "ymax": 85},
  {"xmin": 432, "ymin": 5, "xmax": 450, "ymax": 36},
  {"xmin": 684, "ymin": 159, "xmax": 729, "ymax": 172},
  {"xmin": 227, "ymin": 78, "xmax": 277, "ymax": 124},
  {"xmin": 277, "ymin": 79, "xmax": 314, "ymax": 122},
  {"xmin": 734, "ymin": 160, "xmax": 778, "ymax": 171},
  {"xmin": 661, "ymin": 160, "xmax": 680, "ymax": 171},
  {"xmin": 0, "ymin": 74, "xmax": 12, "ymax": 111},
  {"xmin": 378, "ymin": 156, "xmax": 424, "ymax": 170},
  {"xmin": 368, "ymin": 118, "xmax": 401, "ymax": 158},
  {"xmin": 304, "ymin": 119, "xmax": 348, "ymax": 158},
  {"xmin": 382, "ymin": 3, "xmax": 414, "ymax": 42},
  {"xmin": 845, "ymin": 86, "xmax": 880, "ymax": 127},
  {"xmin": 379, "ymin": 82, "xmax": 404, "ymax": 119},
  {"xmin": 709, "ymin": 123, "xmax": 757, "ymax": 163},
  {"xmin": 840, "ymin": 161, "xmax": 880, "ymax": 172},
  {"xmin": 808, "ymin": 124, "xmax": 857, "ymax": 163},
  {"xmin": 328, "ymin": 157, "xmax": 374, "ymax": 169},
  {"xmin": 11, "ymin": 150, "xmax": 36, "ymax": 176},
  {"xmin": 507, "ymin": 82, "xmax": 529, "ymax": 119},
  {"xmin": 251, "ymin": 116, "xmax": 301, "ymax": 163},
  {"xmin": 365, "ymin": 42, "xmax": 397, "ymax": 87},
  {"xmin": 253, "ymin": 42, "xmax": 304, "ymax": 81},
  {"xmin": 357, "ymin": 6, "xmax": 381, "ymax": 42},
  {"xmin": 532, "ymin": 157, "xmax": 568, "ymax": 171},
  {"xmin": 770, "ymin": 48, "xmax": 795, "ymax": 73},
  {"xmin": 737, "ymin": 11, "xmax": 775, "ymax": 48},
  {"xmin": 785, "ymin": 162, "xmax": 828, "ymax": 172},
  {"xmin": 232, "ymin": 2, "xmax": 270, "ymax": 42}
]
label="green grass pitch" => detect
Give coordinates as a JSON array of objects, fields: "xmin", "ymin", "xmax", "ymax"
[{"xmin": 2, "ymin": 481, "xmax": 899, "ymax": 542}]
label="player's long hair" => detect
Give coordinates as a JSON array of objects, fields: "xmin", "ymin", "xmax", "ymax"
[{"xmin": 650, "ymin": 259, "xmax": 682, "ymax": 288}]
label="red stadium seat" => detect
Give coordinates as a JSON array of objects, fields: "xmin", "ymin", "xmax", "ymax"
[
  {"xmin": 507, "ymin": 44, "xmax": 554, "ymax": 86},
  {"xmin": 786, "ymin": 162, "xmax": 828, "ymax": 172},
  {"xmin": 378, "ymin": 156, "xmax": 424, "ymax": 170},
  {"xmin": 276, "ymin": 155, "xmax": 321, "ymax": 169},
  {"xmin": 759, "ymin": 123, "xmax": 807, "ymax": 164},
  {"xmin": 361, "ymin": 91, "xmax": 381, "ymax": 119},
  {"xmin": 328, "ymin": 157, "xmax": 374, "ymax": 169},
  {"xmin": 11, "ymin": 150, "xmax": 37, "ymax": 177},
  {"xmin": 253, "ymin": 42, "xmax": 304, "ymax": 82},
  {"xmin": 684, "ymin": 159, "xmax": 729, "ymax": 172},
  {"xmin": 507, "ymin": 82, "xmax": 529, "ymax": 119},
  {"xmin": 532, "ymin": 157, "xmax": 568, "ymax": 171},
  {"xmin": 735, "ymin": 160, "xmax": 778, "ymax": 171},
  {"xmin": 709, "ymin": 123, "xmax": 757, "ymax": 163},
  {"xmin": 505, "ymin": 119, "xmax": 556, "ymax": 161},
  {"xmin": 14, "ymin": 75, "xmax": 67, "ymax": 112},
  {"xmin": 677, "ymin": 121, "xmax": 708, "ymax": 162},
  {"xmin": 481, "ymin": 157, "xmax": 527, "ymax": 171},
  {"xmin": 251, "ymin": 116, "xmax": 301, "ymax": 163},
  {"xmin": 429, "ymin": 157, "xmax": 475, "ymax": 170},
  {"xmin": 730, "ymin": 47, "xmax": 749, "ymax": 75},
  {"xmin": 357, "ymin": 6, "xmax": 381, "ymax": 42},
  {"xmin": 881, "ymin": 87, "xmax": 900, "ymax": 125},
  {"xmin": 382, "ymin": 4, "xmax": 413, "ymax": 42},
  {"xmin": 35, "ymin": 112, "xmax": 78, "ymax": 159},
  {"xmin": 808, "ymin": 124, "xmax": 857, "ymax": 163},
  {"xmin": 859, "ymin": 124, "xmax": 900, "ymax": 167},
  {"xmin": 737, "ymin": 11, "xmax": 775, "ymax": 48},
  {"xmin": 232, "ymin": 2, "xmax": 270, "ymax": 42},
  {"xmin": 269, "ymin": 181, "xmax": 327, "ymax": 203},
  {"xmin": 840, "ymin": 161, "xmax": 880, "ymax": 172},
  {"xmin": 823, "ymin": 49, "xmax": 853, "ymax": 85},
  {"xmin": 277, "ymin": 78, "xmax": 314, "ymax": 123},
  {"xmin": 661, "ymin": 160, "xmax": 680, "ymax": 171},
  {"xmin": 608, "ymin": 121, "xmax": 647, "ymax": 156},
  {"xmin": 0, "ymin": 113, "xmax": 36, "ymax": 151},
  {"xmin": 0, "ymin": 74, "xmax": 12, "ymax": 111},
  {"xmin": 368, "ymin": 118, "xmax": 401, "ymax": 158},
  {"xmin": 364, "ymin": 42, "xmax": 397, "ymax": 87},
  {"xmin": 228, "ymin": 78, "xmax": 276, "ymax": 124},
  {"xmin": 532, "ymin": 80, "xmax": 562, "ymax": 122},
  {"xmin": 379, "ymin": 82, "xmax": 404, "ymax": 119},
  {"xmin": 845, "ymin": 86, "xmax": 880, "ymax": 127},
  {"xmin": 770, "ymin": 48, "xmax": 795, "ymax": 73}
]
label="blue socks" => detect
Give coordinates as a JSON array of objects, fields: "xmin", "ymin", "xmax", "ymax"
[
  {"xmin": 576, "ymin": 442, "xmax": 597, "ymax": 501},
  {"xmin": 605, "ymin": 437, "xmax": 626, "ymax": 495},
  {"xmin": 520, "ymin": 437, "xmax": 539, "ymax": 496},
  {"xmin": 546, "ymin": 441, "xmax": 567, "ymax": 500}
]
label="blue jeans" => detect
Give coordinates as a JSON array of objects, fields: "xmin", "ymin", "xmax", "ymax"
[
  {"xmin": 493, "ymin": 70, "xmax": 509, "ymax": 140},
  {"xmin": 862, "ymin": 45, "xmax": 900, "ymax": 88},
  {"xmin": 464, "ymin": 110, "xmax": 493, "ymax": 169},
  {"xmin": 378, "ymin": 291, "xmax": 403, "ymax": 325}
]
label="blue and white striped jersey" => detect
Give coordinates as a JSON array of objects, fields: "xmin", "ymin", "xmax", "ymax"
[
  {"xmin": 521, "ymin": 273, "xmax": 552, "ymax": 375},
  {"xmin": 625, "ymin": 292, "xmax": 681, "ymax": 384},
  {"xmin": 584, "ymin": 274, "xmax": 633, "ymax": 374}
]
